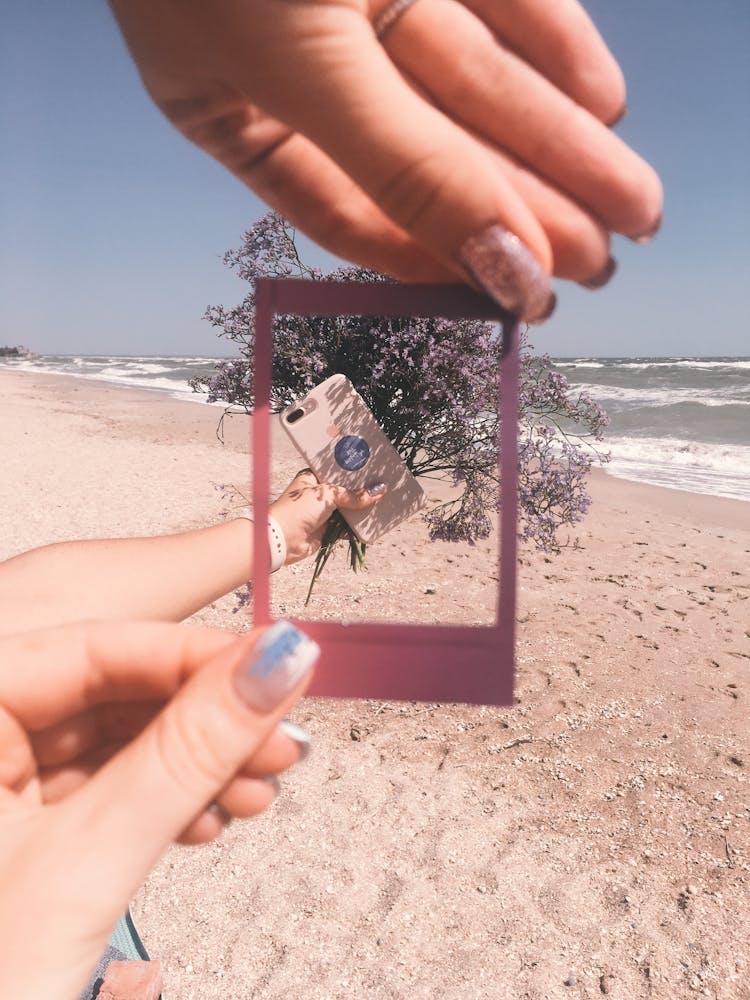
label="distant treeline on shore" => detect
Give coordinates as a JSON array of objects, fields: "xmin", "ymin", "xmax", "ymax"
[{"xmin": 0, "ymin": 345, "xmax": 34, "ymax": 357}]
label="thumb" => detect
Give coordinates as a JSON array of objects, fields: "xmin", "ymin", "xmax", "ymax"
[
  {"xmin": 61, "ymin": 621, "xmax": 318, "ymax": 906},
  {"xmin": 333, "ymin": 482, "xmax": 387, "ymax": 512}
]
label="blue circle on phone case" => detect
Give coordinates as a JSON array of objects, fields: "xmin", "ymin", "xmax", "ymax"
[{"xmin": 334, "ymin": 435, "xmax": 370, "ymax": 471}]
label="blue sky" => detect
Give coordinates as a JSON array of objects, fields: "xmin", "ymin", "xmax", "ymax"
[{"xmin": 1, "ymin": 1, "xmax": 747, "ymax": 358}]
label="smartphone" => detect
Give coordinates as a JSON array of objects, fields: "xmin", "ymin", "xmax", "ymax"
[{"xmin": 279, "ymin": 374, "xmax": 425, "ymax": 544}]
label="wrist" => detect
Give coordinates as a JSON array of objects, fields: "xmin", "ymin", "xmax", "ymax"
[{"xmin": 235, "ymin": 512, "xmax": 287, "ymax": 572}]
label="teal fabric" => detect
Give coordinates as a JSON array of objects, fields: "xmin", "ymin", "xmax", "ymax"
[
  {"xmin": 79, "ymin": 945, "xmax": 127, "ymax": 1000},
  {"xmin": 78, "ymin": 910, "xmax": 151, "ymax": 1000},
  {"xmin": 109, "ymin": 911, "xmax": 149, "ymax": 961}
]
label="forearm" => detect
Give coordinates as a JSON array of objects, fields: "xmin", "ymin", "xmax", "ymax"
[{"xmin": 0, "ymin": 520, "xmax": 254, "ymax": 635}]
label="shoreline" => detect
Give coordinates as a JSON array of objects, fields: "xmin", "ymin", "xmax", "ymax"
[
  {"xmin": 599, "ymin": 463, "xmax": 750, "ymax": 507},
  {"xmin": 2, "ymin": 367, "xmax": 749, "ymax": 998},
  {"xmin": 3, "ymin": 365, "xmax": 748, "ymax": 509},
  {"xmin": 0, "ymin": 359, "xmax": 228, "ymax": 407}
]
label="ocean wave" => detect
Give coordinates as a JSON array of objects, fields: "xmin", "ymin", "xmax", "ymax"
[
  {"xmin": 94, "ymin": 362, "xmax": 177, "ymax": 376},
  {"xmin": 574, "ymin": 383, "xmax": 750, "ymax": 407},
  {"xmin": 605, "ymin": 435, "xmax": 750, "ymax": 473},
  {"xmin": 81, "ymin": 369, "xmax": 197, "ymax": 394},
  {"xmin": 0, "ymin": 356, "xmax": 228, "ymax": 406},
  {"xmin": 557, "ymin": 357, "xmax": 750, "ymax": 372},
  {"xmin": 671, "ymin": 359, "xmax": 750, "ymax": 370},
  {"xmin": 554, "ymin": 361, "xmax": 606, "ymax": 369},
  {"xmin": 614, "ymin": 360, "xmax": 750, "ymax": 372},
  {"xmin": 602, "ymin": 435, "xmax": 750, "ymax": 502}
]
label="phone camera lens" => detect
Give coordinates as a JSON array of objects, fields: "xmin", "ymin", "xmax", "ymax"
[{"xmin": 286, "ymin": 408, "xmax": 305, "ymax": 424}]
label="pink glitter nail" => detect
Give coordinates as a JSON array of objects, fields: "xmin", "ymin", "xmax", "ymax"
[{"xmin": 459, "ymin": 225, "xmax": 555, "ymax": 323}]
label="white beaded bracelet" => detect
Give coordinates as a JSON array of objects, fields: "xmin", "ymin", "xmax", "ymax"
[{"xmin": 235, "ymin": 511, "xmax": 287, "ymax": 572}]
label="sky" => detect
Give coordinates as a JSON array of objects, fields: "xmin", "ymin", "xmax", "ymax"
[{"xmin": 1, "ymin": 1, "xmax": 748, "ymax": 359}]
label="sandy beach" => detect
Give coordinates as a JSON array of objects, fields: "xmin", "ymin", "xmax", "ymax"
[{"xmin": 1, "ymin": 368, "xmax": 748, "ymax": 999}]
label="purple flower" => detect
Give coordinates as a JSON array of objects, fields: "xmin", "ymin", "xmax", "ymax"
[{"xmin": 191, "ymin": 211, "xmax": 609, "ymax": 564}]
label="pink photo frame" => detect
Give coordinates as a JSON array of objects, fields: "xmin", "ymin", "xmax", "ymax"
[{"xmin": 252, "ymin": 279, "xmax": 520, "ymax": 706}]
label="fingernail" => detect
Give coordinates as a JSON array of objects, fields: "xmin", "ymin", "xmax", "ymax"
[
  {"xmin": 537, "ymin": 292, "xmax": 557, "ymax": 321},
  {"xmin": 279, "ymin": 719, "xmax": 312, "ymax": 761},
  {"xmin": 607, "ymin": 103, "xmax": 627, "ymax": 127},
  {"xmin": 261, "ymin": 775, "xmax": 282, "ymax": 794},
  {"xmin": 582, "ymin": 256, "xmax": 617, "ymax": 289},
  {"xmin": 207, "ymin": 801, "xmax": 232, "ymax": 825},
  {"xmin": 633, "ymin": 213, "xmax": 662, "ymax": 244},
  {"xmin": 367, "ymin": 482, "xmax": 387, "ymax": 496},
  {"xmin": 233, "ymin": 621, "xmax": 319, "ymax": 713},
  {"xmin": 459, "ymin": 224, "xmax": 555, "ymax": 323}
]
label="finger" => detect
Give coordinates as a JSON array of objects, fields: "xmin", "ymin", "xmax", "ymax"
[
  {"xmin": 212, "ymin": 109, "xmax": 459, "ymax": 283},
  {"xmin": 175, "ymin": 804, "xmax": 230, "ymax": 846},
  {"xmin": 32, "ymin": 701, "xmax": 160, "ymax": 768},
  {"xmin": 38, "ymin": 720, "xmax": 307, "ymax": 801},
  {"xmin": 109, "ymin": 0, "xmax": 457, "ymax": 283},
  {"xmin": 39, "ymin": 740, "xmax": 128, "ymax": 802},
  {"xmin": 32, "ymin": 696, "xmax": 308, "ymax": 773},
  {"xmin": 242, "ymin": 719, "xmax": 311, "ymax": 776},
  {"xmin": 0, "ymin": 707, "xmax": 35, "ymax": 800},
  {"xmin": 0, "ymin": 622, "xmax": 238, "ymax": 730},
  {"xmin": 41, "ymin": 765, "xmax": 98, "ymax": 802},
  {"xmin": 176, "ymin": 778, "xmax": 279, "ymax": 845},
  {"xmin": 396, "ymin": 58, "xmax": 613, "ymax": 283},
  {"xmin": 237, "ymin": 71, "xmax": 608, "ymax": 285},
  {"xmin": 287, "ymin": 468, "xmax": 321, "ymax": 492},
  {"xmin": 330, "ymin": 483, "xmax": 387, "ymax": 512},
  {"xmin": 42, "ymin": 764, "xmax": 253, "ymax": 846},
  {"xmin": 56, "ymin": 622, "xmax": 318, "ymax": 918},
  {"xmin": 482, "ymin": 141, "xmax": 612, "ymax": 284},
  {"xmin": 383, "ymin": 0, "xmax": 661, "ymax": 238},
  {"xmin": 110, "ymin": 0, "xmax": 661, "ymax": 317},
  {"xmin": 461, "ymin": 0, "xmax": 626, "ymax": 124},
  {"xmin": 125, "ymin": 0, "xmax": 554, "ymax": 318},
  {"xmin": 397, "ymin": 64, "xmax": 612, "ymax": 283},
  {"xmin": 246, "ymin": 8, "xmax": 556, "ymax": 318},
  {"xmin": 215, "ymin": 775, "xmax": 280, "ymax": 820}
]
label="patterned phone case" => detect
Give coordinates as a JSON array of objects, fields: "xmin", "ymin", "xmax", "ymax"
[{"xmin": 279, "ymin": 374, "xmax": 425, "ymax": 544}]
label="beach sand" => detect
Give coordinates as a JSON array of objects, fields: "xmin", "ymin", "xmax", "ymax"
[{"xmin": 1, "ymin": 369, "xmax": 748, "ymax": 999}]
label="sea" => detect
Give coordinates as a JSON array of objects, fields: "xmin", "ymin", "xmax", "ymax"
[
  {"xmin": 557, "ymin": 357, "xmax": 750, "ymax": 502},
  {"xmin": 2, "ymin": 353, "xmax": 749, "ymax": 503}
]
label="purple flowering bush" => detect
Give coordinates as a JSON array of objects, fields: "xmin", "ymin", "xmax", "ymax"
[{"xmin": 193, "ymin": 212, "xmax": 608, "ymax": 559}]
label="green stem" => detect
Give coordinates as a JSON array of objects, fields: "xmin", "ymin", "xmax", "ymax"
[{"xmin": 304, "ymin": 511, "xmax": 367, "ymax": 606}]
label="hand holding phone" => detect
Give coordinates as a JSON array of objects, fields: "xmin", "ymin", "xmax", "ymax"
[{"xmin": 279, "ymin": 375, "xmax": 425, "ymax": 544}]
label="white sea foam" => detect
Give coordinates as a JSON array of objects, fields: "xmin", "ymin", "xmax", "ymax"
[
  {"xmin": 555, "ymin": 361, "xmax": 606, "ymax": 369},
  {"xmin": 94, "ymin": 363, "xmax": 174, "ymax": 378},
  {"xmin": 671, "ymin": 359, "xmax": 750, "ymax": 370},
  {"xmin": 574, "ymin": 383, "xmax": 749, "ymax": 408},
  {"xmin": 85, "ymin": 369, "xmax": 196, "ymax": 394},
  {"xmin": 602, "ymin": 436, "xmax": 750, "ymax": 502},
  {"xmin": 558, "ymin": 358, "xmax": 750, "ymax": 372},
  {"xmin": 0, "ymin": 356, "xmax": 228, "ymax": 406},
  {"xmin": 5, "ymin": 354, "xmax": 749, "ymax": 500}
]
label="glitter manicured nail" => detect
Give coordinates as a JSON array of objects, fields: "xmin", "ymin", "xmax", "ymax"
[
  {"xmin": 582, "ymin": 256, "xmax": 618, "ymax": 290},
  {"xmin": 367, "ymin": 482, "xmax": 387, "ymax": 496},
  {"xmin": 233, "ymin": 621, "xmax": 319, "ymax": 713},
  {"xmin": 279, "ymin": 719, "xmax": 312, "ymax": 760},
  {"xmin": 459, "ymin": 224, "xmax": 555, "ymax": 323}
]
